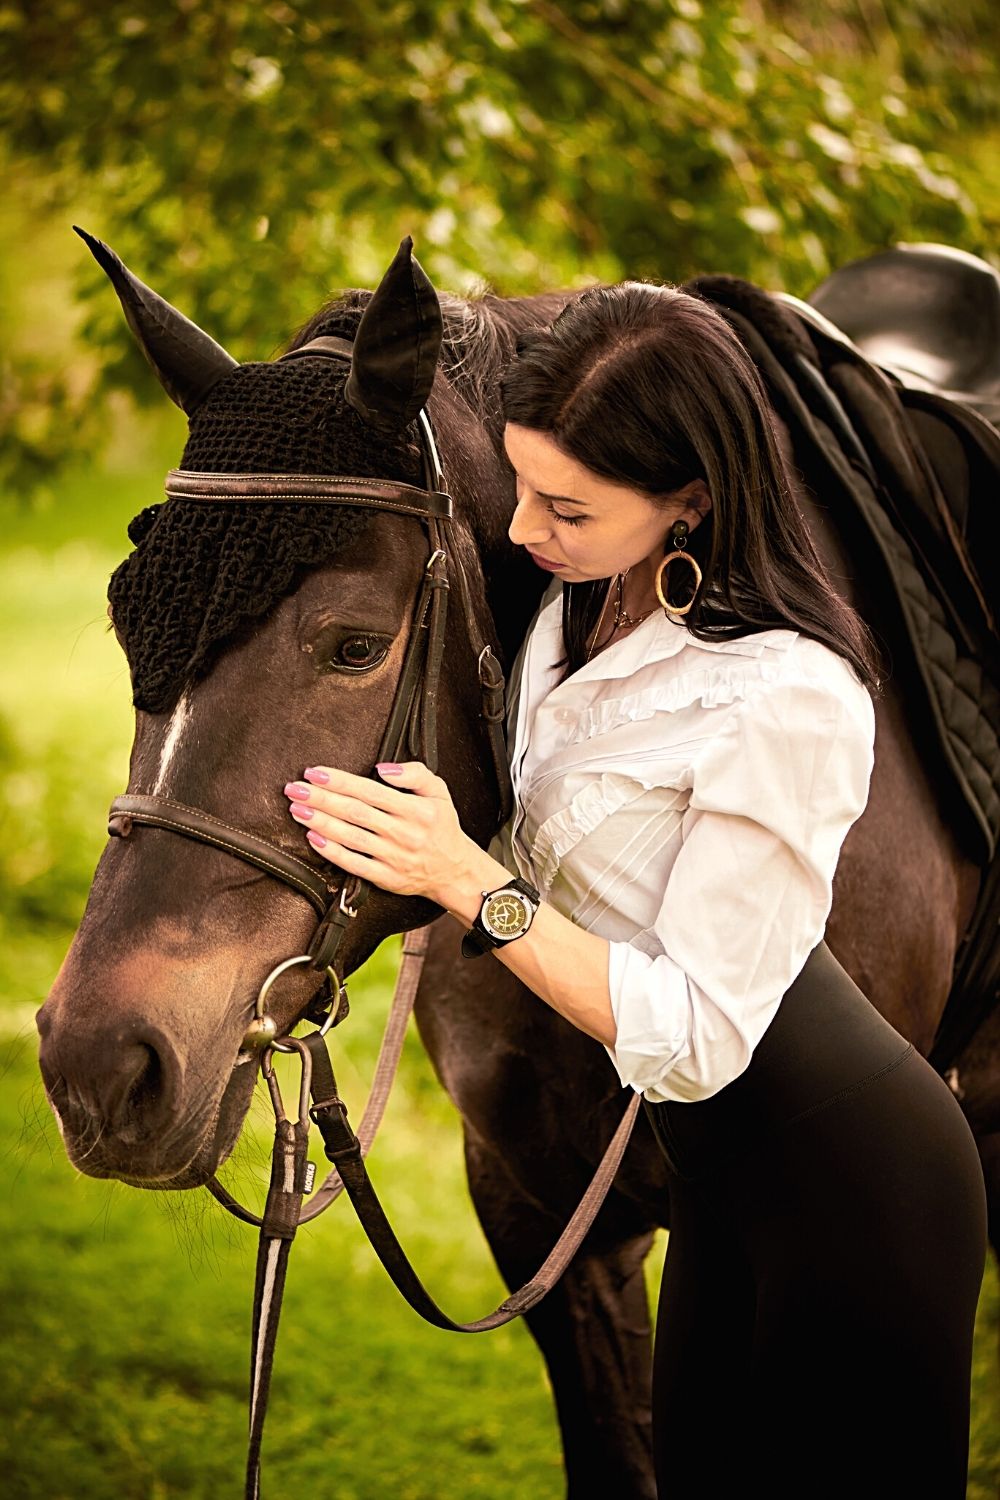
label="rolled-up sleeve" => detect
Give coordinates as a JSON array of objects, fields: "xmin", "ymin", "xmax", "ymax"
[{"xmin": 605, "ymin": 658, "xmax": 875, "ymax": 1102}]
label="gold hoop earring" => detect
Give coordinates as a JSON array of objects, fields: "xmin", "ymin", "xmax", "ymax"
[{"xmin": 655, "ymin": 520, "xmax": 703, "ymax": 617}]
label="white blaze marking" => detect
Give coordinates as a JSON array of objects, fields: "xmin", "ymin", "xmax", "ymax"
[{"xmin": 153, "ymin": 690, "xmax": 192, "ymax": 794}]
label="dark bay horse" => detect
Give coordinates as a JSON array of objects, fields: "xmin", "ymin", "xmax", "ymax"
[{"xmin": 37, "ymin": 235, "xmax": 996, "ymax": 1499}]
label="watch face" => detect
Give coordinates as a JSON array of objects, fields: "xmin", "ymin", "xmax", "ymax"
[{"xmin": 482, "ymin": 891, "xmax": 529, "ymax": 941}]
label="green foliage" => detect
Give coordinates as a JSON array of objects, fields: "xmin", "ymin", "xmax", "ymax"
[
  {"xmin": 766, "ymin": 0, "xmax": 1000, "ymax": 127},
  {"xmin": 0, "ymin": 718, "xmax": 95, "ymax": 932},
  {"xmin": 0, "ymin": 536, "xmax": 132, "ymax": 933},
  {"xmin": 1, "ymin": 0, "xmax": 997, "ymax": 492}
]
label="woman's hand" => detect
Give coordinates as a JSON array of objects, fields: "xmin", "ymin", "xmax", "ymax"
[
  {"xmin": 285, "ymin": 764, "xmax": 618, "ymax": 1048},
  {"xmin": 283, "ymin": 760, "xmax": 484, "ymax": 910}
]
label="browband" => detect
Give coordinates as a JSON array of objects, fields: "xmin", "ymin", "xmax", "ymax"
[{"xmin": 164, "ymin": 468, "xmax": 453, "ymax": 518}]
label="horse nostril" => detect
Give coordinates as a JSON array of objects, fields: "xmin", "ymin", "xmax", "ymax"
[
  {"xmin": 99, "ymin": 1037, "xmax": 175, "ymax": 1136},
  {"xmin": 122, "ymin": 1043, "xmax": 163, "ymax": 1124}
]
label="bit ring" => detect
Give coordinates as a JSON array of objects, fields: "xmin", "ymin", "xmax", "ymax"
[{"xmin": 241, "ymin": 954, "xmax": 341, "ymax": 1052}]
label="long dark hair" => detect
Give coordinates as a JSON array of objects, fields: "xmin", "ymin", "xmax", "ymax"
[{"xmin": 500, "ymin": 282, "xmax": 879, "ymax": 689}]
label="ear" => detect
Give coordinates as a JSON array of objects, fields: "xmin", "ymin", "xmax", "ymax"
[
  {"xmin": 74, "ymin": 226, "xmax": 238, "ymax": 415},
  {"xmin": 344, "ymin": 236, "xmax": 443, "ymax": 429},
  {"xmin": 677, "ymin": 479, "xmax": 713, "ymax": 530}
]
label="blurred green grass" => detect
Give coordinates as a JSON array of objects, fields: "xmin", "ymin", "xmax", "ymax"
[
  {"xmin": 0, "ymin": 446, "xmax": 996, "ymax": 1498},
  {"xmin": 0, "ymin": 974, "xmax": 570, "ymax": 1500}
]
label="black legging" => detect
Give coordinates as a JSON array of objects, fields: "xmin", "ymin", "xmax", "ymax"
[{"xmin": 644, "ymin": 943, "xmax": 987, "ymax": 1500}]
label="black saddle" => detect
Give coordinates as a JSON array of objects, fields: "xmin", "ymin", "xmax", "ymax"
[
  {"xmin": 691, "ymin": 265, "xmax": 1000, "ymax": 1074},
  {"xmin": 778, "ymin": 246, "xmax": 1000, "ymax": 621},
  {"xmin": 801, "ymin": 248, "xmax": 1000, "ymax": 1071},
  {"xmin": 806, "ymin": 243, "xmax": 1000, "ymax": 425}
]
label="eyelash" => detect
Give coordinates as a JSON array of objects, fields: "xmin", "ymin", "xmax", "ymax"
[
  {"xmin": 547, "ymin": 503, "xmax": 585, "ymax": 527},
  {"xmin": 514, "ymin": 475, "xmax": 587, "ymax": 527}
]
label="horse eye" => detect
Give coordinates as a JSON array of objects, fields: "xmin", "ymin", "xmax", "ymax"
[
  {"xmin": 336, "ymin": 635, "xmax": 389, "ymax": 672},
  {"xmin": 308, "ymin": 623, "xmax": 394, "ymax": 675}
]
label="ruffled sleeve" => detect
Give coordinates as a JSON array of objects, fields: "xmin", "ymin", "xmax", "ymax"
[{"xmin": 605, "ymin": 642, "xmax": 875, "ymax": 1103}]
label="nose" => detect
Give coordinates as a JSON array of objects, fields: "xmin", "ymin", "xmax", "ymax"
[{"xmin": 508, "ymin": 489, "xmax": 553, "ymax": 548}]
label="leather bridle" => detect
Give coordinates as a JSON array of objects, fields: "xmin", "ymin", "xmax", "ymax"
[
  {"xmin": 107, "ymin": 334, "xmax": 513, "ymax": 993},
  {"xmin": 103, "ymin": 337, "xmax": 640, "ymax": 1498}
]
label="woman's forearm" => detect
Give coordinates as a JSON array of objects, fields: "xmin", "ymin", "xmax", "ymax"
[{"xmin": 435, "ymin": 845, "xmax": 617, "ymax": 1047}]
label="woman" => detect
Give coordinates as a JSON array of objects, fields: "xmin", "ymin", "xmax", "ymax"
[{"xmin": 282, "ymin": 283, "xmax": 986, "ymax": 1496}]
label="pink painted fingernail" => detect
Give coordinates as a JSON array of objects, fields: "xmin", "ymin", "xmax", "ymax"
[
  {"xmin": 284, "ymin": 782, "xmax": 311, "ymax": 799},
  {"xmin": 306, "ymin": 830, "xmax": 327, "ymax": 849},
  {"xmin": 304, "ymin": 767, "xmax": 330, "ymax": 784},
  {"xmin": 376, "ymin": 762, "xmax": 404, "ymax": 775},
  {"xmin": 289, "ymin": 802, "xmax": 314, "ymax": 820}
]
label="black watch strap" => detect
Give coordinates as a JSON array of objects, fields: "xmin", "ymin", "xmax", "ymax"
[
  {"xmin": 461, "ymin": 877, "xmax": 540, "ymax": 959},
  {"xmin": 460, "ymin": 925, "xmax": 494, "ymax": 959}
]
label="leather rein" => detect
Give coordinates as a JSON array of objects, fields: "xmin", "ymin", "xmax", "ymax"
[{"xmin": 104, "ymin": 336, "xmax": 640, "ymax": 1498}]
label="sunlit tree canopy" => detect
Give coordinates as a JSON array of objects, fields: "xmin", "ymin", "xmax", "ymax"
[{"xmin": 1, "ymin": 0, "xmax": 997, "ymax": 490}]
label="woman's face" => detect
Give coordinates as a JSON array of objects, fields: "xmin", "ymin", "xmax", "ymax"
[{"xmin": 504, "ymin": 424, "xmax": 705, "ymax": 583}]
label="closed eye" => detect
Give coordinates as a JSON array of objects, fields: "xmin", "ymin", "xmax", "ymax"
[{"xmin": 547, "ymin": 502, "xmax": 586, "ymax": 527}]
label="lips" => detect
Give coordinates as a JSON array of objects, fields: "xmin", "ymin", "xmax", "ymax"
[{"xmin": 527, "ymin": 551, "xmax": 566, "ymax": 572}]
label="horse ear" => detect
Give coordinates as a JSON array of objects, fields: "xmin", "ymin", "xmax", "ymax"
[
  {"xmin": 74, "ymin": 226, "xmax": 238, "ymax": 416},
  {"xmin": 344, "ymin": 236, "xmax": 443, "ymax": 429}
]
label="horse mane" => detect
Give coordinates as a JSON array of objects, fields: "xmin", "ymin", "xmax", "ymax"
[{"xmin": 289, "ymin": 286, "xmax": 574, "ymax": 444}]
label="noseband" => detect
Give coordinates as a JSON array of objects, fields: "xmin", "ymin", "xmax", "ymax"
[{"xmin": 107, "ymin": 334, "xmax": 513, "ymax": 1009}]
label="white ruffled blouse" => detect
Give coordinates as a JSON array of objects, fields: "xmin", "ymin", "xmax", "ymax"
[{"xmin": 499, "ymin": 591, "xmax": 875, "ymax": 1104}]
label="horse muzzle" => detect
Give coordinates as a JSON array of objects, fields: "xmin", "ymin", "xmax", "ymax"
[{"xmin": 36, "ymin": 951, "xmax": 258, "ymax": 1185}]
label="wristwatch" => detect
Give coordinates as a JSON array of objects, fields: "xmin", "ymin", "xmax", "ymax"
[{"xmin": 461, "ymin": 876, "xmax": 541, "ymax": 958}]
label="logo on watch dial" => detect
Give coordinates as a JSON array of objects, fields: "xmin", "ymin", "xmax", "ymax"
[{"xmin": 483, "ymin": 892, "xmax": 529, "ymax": 939}]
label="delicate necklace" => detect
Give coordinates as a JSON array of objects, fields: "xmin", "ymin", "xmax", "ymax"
[
  {"xmin": 587, "ymin": 571, "xmax": 658, "ymax": 661},
  {"xmin": 586, "ymin": 579, "xmax": 615, "ymax": 662},
  {"xmin": 612, "ymin": 569, "xmax": 658, "ymax": 630}
]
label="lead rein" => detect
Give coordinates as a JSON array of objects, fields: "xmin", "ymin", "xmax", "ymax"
[{"xmin": 235, "ymin": 922, "xmax": 639, "ymax": 1497}]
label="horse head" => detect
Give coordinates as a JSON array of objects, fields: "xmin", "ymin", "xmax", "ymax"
[{"xmin": 37, "ymin": 232, "xmax": 544, "ymax": 1189}]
